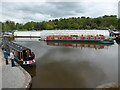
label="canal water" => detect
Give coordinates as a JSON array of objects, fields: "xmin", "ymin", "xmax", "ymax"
[{"xmin": 14, "ymin": 38, "xmax": 118, "ymax": 88}]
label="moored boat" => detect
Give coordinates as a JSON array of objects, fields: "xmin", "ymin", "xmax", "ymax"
[
  {"xmin": 46, "ymin": 36, "xmax": 114, "ymax": 44},
  {"xmin": 98, "ymin": 40, "xmax": 114, "ymax": 44},
  {"xmin": 2, "ymin": 40, "xmax": 36, "ymax": 65}
]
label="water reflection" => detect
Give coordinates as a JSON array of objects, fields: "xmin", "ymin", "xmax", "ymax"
[
  {"xmin": 22, "ymin": 65, "xmax": 36, "ymax": 77},
  {"xmin": 115, "ymin": 38, "xmax": 120, "ymax": 45},
  {"xmin": 13, "ymin": 38, "xmax": 118, "ymax": 88},
  {"xmin": 46, "ymin": 41, "xmax": 113, "ymax": 49},
  {"xmin": 32, "ymin": 48, "xmax": 105, "ymax": 88}
]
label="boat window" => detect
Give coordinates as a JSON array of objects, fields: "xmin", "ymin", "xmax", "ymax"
[
  {"xmin": 77, "ymin": 37, "xmax": 80, "ymax": 40},
  {"xmin": 26, "ymin": 50, "xmax": 30, "ymax": 58},
  {"xmin": 59, "ymin": 37, "xmax": 62, "ymax": 39},
  {"xmin": 18, "ymin": 52, "xmax": 20, "ymax": 59},
  {"xmin": 85, "ymin": 37, "xmax": 88, "ymax": 39},
  {"xmin": 73, "ymin": 37, "xmax": 76, "ymax": 39},
  {"xmin": 54, "ymin": 37, "xmax": 58, "ymax": 39},
  {"xmin": 20, "ymin": 51, "xmax": 23, "ymax": 61},
  {"xmin": 14, "ymin": 51, "xmax": 18, "ymax": 58},
  {"xmin": 91, "ymin": 37, "xmax": 94, "ymax": 39},
  {"xmin": 97, "ymin": 38, "xmax": 100, "ymax": 39},
  {"xmin": 22, "ymin": 50, "xmax": 27, "ymax": 61}
]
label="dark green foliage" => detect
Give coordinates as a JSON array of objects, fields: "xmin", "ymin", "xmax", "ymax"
[
  {"xmin": 118, "ymin": 19, "xmax": 120, "ymax": 31},
  {"xmin": 1, "ymin": 15, "xmax": 118, "ymax": 32}
]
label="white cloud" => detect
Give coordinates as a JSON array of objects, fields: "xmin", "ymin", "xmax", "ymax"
[
  {"xmin": 118, "ymin": 1, "xmax": 120, "ymax": 18},
  {"xmin": 2, "ymin": 0, "xmax": 120, "ymax": 2},
  {"xmin": 0, "ymin": 0, "xmax": 119, "ymax": 23},
  {"xmin": 83, "ymin": 1, "xmax": 118, "ymax": 18}
]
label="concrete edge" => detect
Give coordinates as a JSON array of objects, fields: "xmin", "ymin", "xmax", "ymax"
[
  {"xmin": 96, "ymin": 82, "xmax": 119, "ymax": 88},
  {"xmin": 16, "ymin": 64, "xmax": 32, "ymax": 89}
]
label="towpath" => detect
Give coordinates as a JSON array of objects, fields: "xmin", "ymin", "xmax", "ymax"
[{"xmin": 0, "ymin": 49, "xmax": 31, "ymax": 89}]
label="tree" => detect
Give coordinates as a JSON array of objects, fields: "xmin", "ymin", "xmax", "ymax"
[
  {"xmin": 24, "ymin": 21, "xmax": 36, "ymax": 30},
  {"xmin": 0, "ymin": 22, "xmax": 2, "ymax": 32},
  {"xmin": 0, "ymin": 15, "xmax": 118, "ymax": 31},
  {"xmin": 2, "ymin": 20, "xmax": 16, "ymax": 32},
  {"xmin": 118, "ymin": 19, "xmax": 120, "ymax": 31},
  {"xmin": 45, "ymin": 24, "xmax": 54, "ymax": 30},
  {"xmin": 34, "ymin": 23, "xmax": 45, "ymax": 30}
]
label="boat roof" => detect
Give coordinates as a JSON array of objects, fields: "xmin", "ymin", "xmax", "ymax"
[{"xmin": 2, "ymin": 40, "xmax": 30, "ymax": 51}]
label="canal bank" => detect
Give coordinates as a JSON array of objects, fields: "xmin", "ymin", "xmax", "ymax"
[
  {"xmin": 15, "ymin": 39, "xmax": 118, "ymax": 88},
  {"xmin": 0, "ymin": 49, "xmax": 32, "ymax": 89}
]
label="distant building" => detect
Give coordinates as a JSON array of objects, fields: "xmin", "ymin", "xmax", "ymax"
[
  {"xmin": 13, "ymin": 31, "xmax": 41, "ymax": 38},
  {"xmin": 13, "ymin": 30, "xmax": 110, "ymax": 40}
]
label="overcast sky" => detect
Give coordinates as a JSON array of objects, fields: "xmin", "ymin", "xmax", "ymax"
[{"xmin": 1, "ymin": 0, "xmax": 119, "ymax": 23}]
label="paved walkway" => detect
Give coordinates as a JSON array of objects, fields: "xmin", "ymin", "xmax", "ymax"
[
  {"xmin": 0, "ymin": 49, "xmax": 31, "ymax": 89},
  {"xmin": 0, "ymin": 49, "xmax": 2, "ymax": 90},
  {"xmin": 0, "ymin": 49, "xmax": 4, "ymax": 66}
]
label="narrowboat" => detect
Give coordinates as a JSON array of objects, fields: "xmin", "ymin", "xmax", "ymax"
[
  {"xmin": 45, "ymin": 36, "xmax": 114, "ymax": 44},
  {"xmin": 2, "ymin": 40, "xmax": 36, "ymax": 65},
  {"xmin": 113, "ymin": 31, "xmax": 120, "ymax": 38}
]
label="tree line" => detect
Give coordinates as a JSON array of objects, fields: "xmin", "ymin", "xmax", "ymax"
[{"xmin": 0, "ymin": 15, "xmax": 119, "ymax": 32}]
